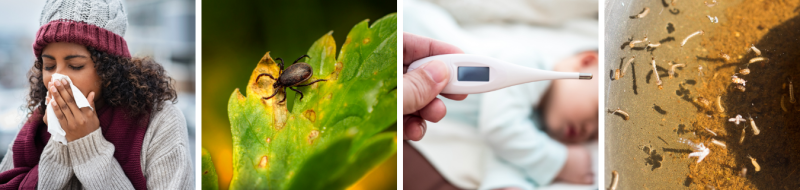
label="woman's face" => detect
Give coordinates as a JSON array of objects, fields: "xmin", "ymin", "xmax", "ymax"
[{"xmin": 41, "ymin": 42, "xmax": 102, "ymax": 103}]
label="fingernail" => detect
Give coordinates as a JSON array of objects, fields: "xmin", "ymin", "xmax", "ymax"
[
  {"xmin": 61, "ymin": 79, "xmax": 68, "ymax": 85},
  {"xmin": 418, "ymin": 121, "xmax": 427, "ymax": 139},
  {"xmin": 423, "ymin": 60, "xmax": 448, "ymax": 83},
  {"xmin": 50, "ymin": 86, "xmax": 56, "ymax": 92},
  {"xmin": 55, "ymin": 80, "xmax": 62, "ymax": 86}
]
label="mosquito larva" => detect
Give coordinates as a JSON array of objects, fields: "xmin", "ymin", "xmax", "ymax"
[
  {"xmin": 620, "ymin": 56, "xmax": 635, "ymax": 78},
  {"xmin": 790, "ymin": 78, "xmax": 795, "ymax": 103},
  {"xmin": 747, "ymin": 44, "xmax": 761, "ymax": 56},
  {"xmin": 647, "ymin": 41, "xmax": 661, "ymax": 48},
  {"xmin": 782, "ymin": 94, "xmax": 788, "ymax": 112},
  {"xmin": 740, "ymin": 168, "xmax": 748, "ymax": 178},
  {"xmin": 634, "ymin": 7, "xmax": 651, "ymax": 18},
  {"xmin": 748, "ymin": 155, "xmax": 761, "ymax": 172},
  {"xmin": 739, "ymin": 67, "xmax": 750, "ymax": 75},
  {"xmin": 609, "ymin": 170, "xmax": 619, "ymax": 190},
  {"xmin": 711, "ymin": 139, "xmax": 726, "ymax": 148},
  {"xmin": 739, "ymin": 128, "xmax": 746, "ymax": 144},
  {"xmin": 717, "ymin": 96, "xmax": 725, "ymax": 112},
  {"xmin": 609, "ymin": 108, "xmax": 630, "ymax": 120},
  {"xmin": 614, "ymin": 69, "xmax": 620, "ymax": 80},
  {"xmin": 706, "ymin": 15, "xmax": 718, "ymax": 23},
  {"xmin": 630, "ymin": 36, "xmax": 648, "ymax": 48},
  {"xmin": 748, "ymin": 114, "xmax": 760, "ymax": 135},
  {"xmin": 704, "ymin": 128, "xmax": 718, "ymax": 136},
  {"xmin": 681, "ymin": 30, "xmax": 704, "ymax": 47},
  {"xmin": 705, "ymin": 0, "xmax": 717, "ymax": 7},
  {"xmin": 720, "ymin": 53, "xmax": 731, "ymax": 61},
  {"xmin": 748, "ymin": 57, "xmax": 768, "ymax": 65},
  {"xmin": 651, "ymin": 57, "xmax": 663, "ymax": 89},
  {"xmin": 668, "ymin": 62, "xmax": 685, "ymax": 79}
]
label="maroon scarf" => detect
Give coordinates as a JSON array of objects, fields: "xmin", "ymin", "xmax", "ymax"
[{"xmin": 0, "ymin": 106, "xmax": 150, "ymax": 190}]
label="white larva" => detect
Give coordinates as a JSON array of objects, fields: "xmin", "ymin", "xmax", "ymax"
[
  {"xmin": 681, "ymin": 30, "xmax": 704, "ymax": 47},
  {"xmin": 621, "ymin": 56, "xmax": 635, "ymax": 78},
  {"xmin": 635, "ymin": 7, "xmax": 651, "ymax": 18},
  {"xmin": 608, "ymin": 170, "xmax": 619, "ymax": 190},
  {"xmin": 747, "ymin": 44, "xmax": 761, "ymax": 56},
  {"xmin": 669, "ymin": 62, "xmax": 685, "ymax": 79},
  {"xmin": 748, "ymin": 114, "xmax": 760, "ymax": 135},
  {"xmin": 748, "ymin": 57, "xmax": 768, "ymax": 65},
  {"xmin": 711, "ymin": 139, "xmax": 726, "ymax": 148},
  {"xmin": 748, "ymin": 155, "xmax": 761, "ymax": 172},
  {"xmin": 652, "ymin": 57, "xmax": 662, "ymax": 89}
]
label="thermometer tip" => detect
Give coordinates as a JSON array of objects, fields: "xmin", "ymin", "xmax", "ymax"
[{"xmin": 579, "ymin": 73, "xmax": 593, "ymax": 80}]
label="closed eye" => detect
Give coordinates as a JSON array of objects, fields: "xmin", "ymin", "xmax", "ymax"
[{"xmin": 69, "ymin": 65, "xmax": 84, "ymax": 70}]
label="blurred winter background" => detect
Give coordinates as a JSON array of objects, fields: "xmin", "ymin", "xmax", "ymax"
[{"xmin": 0, "ymin": 0, "xmax": 196, "ymax": 165}]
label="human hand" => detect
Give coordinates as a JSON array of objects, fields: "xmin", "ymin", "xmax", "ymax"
[
  {"xmin": 403, "ymin": 32, "xmax": 467, "ymax": 141},
  {"xmin": 555, "ymin": 145, "xmax": 594, "ymax": 184},
  {"xmin": 48, "ymin": 78, "xmax": 99, "ymax": 142}
]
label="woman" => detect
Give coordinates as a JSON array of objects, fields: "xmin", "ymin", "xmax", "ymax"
[{"xmin": 0, "ymin": 0, "xmax": 193, "ymax": 189}]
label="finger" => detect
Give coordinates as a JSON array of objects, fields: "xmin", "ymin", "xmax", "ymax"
[
  {"xmin": 403, "ymin": 32, "xmax": 464, "ymax": 66},
  {"xmin": 402, "ymin": 60, "xmax": 450, "ymax": 115},
  {"xmin": 418, "ymin": 98, "xmax": 446, "ymax": 123},
  {"xmin": 50, "ymin": 85, "xmax": 74, "ymax": 122},
  {"xmin": 57, "ymin": 79, "xmax": 83, "ymax": 118},
  {"xmin": 441, "ymin": 94, "xmax": 468, "ymax": 101},
  {"xmin": 50, "ymin": 98, "xmax": 69, "ymax": 125},
  {"xmin": 83, "ymin": 92, "xmax": 96, "ymax": 116},
  {"xmin": 403, "ymin": 115, "xmax": 426, "ymax": 141}
]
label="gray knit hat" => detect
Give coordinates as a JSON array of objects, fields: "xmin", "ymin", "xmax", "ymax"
[{"xmin": 33, "ymin": 0, "xmax": 131, "ymax": 58}]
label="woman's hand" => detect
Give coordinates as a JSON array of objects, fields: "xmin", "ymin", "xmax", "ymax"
[{"xmin": 48, "ymin": 78, "xmax": 99, "ymax": 142}]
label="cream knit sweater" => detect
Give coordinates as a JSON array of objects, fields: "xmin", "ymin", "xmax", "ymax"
[{"xmin": 0, "ymin": 103, "xmax": 193, "ymax": 190}]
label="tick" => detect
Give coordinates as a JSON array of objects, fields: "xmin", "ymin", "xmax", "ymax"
[{"xmin": 256, "ymin": 55, "xmax": 327, "ymax": 103}]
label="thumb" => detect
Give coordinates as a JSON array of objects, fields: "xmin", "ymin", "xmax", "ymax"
[
  {"xmin": 403, "ymin": 60, "xmax": 450, "ymax": 115},
  {"xmin": 87, "ymin": 91, "xmax": 96, "ymax": 109}
]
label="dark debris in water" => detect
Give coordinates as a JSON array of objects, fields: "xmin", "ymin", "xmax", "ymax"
[
  {"xmin": 667, "ymin": 23, "xmax": 675, "ymax": 34},
  {"xmin": 653, "ymin": 104, "xmax": 667, "ymax": 115}
]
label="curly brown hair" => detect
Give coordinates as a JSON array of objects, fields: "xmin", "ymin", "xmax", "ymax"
[{"xmin": 26, "ymin": 47, "xmax": 178, "ymax": 117}]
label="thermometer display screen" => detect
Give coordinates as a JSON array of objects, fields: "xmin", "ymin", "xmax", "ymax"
[{"xmin": 457, "ymin": 67, "xmax": 490, "ymax": 81}]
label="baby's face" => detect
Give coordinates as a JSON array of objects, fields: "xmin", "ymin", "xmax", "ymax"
[{"xmin": 542, "ymin": 52, "xmax": 599, "ymax": 144}]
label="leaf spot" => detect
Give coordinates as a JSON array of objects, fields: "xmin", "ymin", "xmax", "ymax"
[
  {"xmin": 258, "ymin": 156, "xmax": 268, "ymax": 168},
  {"xmin": 304, "ymin": 109, "xmax": 317, "ymax": 122},
  {"xmin": 308, "ymin": 130, "xmax": 320, "ymax": 144},
  {"xmin": 363, "ymin": 38, "xmax": 371, "ymax": 44}
]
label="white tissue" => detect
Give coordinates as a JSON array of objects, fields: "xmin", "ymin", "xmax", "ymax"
[{"xmin": 46, "ymin": 73, "xmax": 93, "ymax": 144}]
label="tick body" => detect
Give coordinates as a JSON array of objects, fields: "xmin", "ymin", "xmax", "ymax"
[{"xmin": 257, "ymin": 55, "xmax": 327, "ymax": 103}]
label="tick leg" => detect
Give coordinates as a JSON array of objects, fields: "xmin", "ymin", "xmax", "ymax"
[
  {"xmin": 289, "ymin": 87, "xmax": 304, "ymax": 100},
  {"xmin": 293, "ymin": 54, "xmax": 311, "ymax": 64},
  {"xmin": 279, "ymin": 88, "xmax": 289, "ymax": 103},
  {"xmin": 256, "ymin": 74, "xmax": 277, "ymax": 84},
  {"xmin": 296, "ymin": 79, "xmax": 327, "ymax": 87},
  {"xmin": 275, "ymin": 58, "xmax": 285, "ymax": 70},
  {"xmin": 263, "ymin": 88, "xmax": 280, "ymax": 100}
]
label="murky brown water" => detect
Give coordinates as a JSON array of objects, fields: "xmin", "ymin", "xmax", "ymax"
[{"xmin": 605, "ymin": 0, "xmax": 800, "ymax": 189}]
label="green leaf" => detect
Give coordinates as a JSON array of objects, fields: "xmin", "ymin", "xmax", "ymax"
[
  {"xmin": 201, "ymin": 148, "xmax": 220, "ymax": 190},
  {"xmin": 225, "ymin": 13, "xmax": 397, "ymax": 189}
]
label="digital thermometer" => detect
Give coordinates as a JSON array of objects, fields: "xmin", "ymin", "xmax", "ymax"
[{"xmin": 407, "ymin": 54, "xmax": 593, "ymax": 94}]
